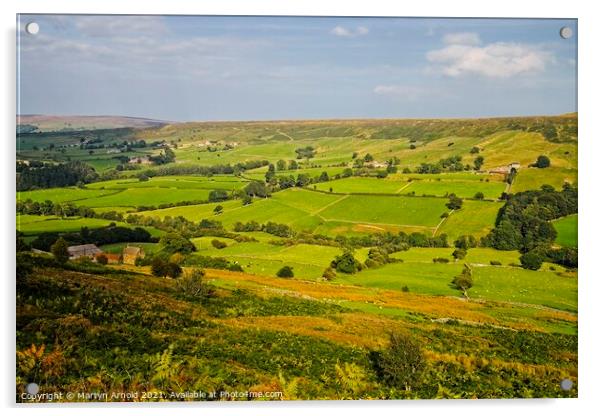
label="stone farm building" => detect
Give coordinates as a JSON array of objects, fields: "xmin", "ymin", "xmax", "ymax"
[
  {"xmin": 123, "ymin": 246, "xmax": 145, "ymax": 265},
  {"xmin": 67, "ymin": 244, "xmax": 102, "ymax": 260},
  {"xmin": 489, "ymin": 162, "xmax": 520, "ymax": 175},
  {"xmin": 97, "ymin": 253, "xmax": 121, "ymax": 264}
]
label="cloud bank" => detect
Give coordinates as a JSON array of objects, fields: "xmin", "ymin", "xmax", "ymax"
[{"xmin": 427, "ymin": 32, "xmax": 552, "ymax": 78}]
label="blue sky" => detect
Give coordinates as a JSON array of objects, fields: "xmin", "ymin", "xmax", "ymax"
[{"xmin": 17, "ymin": 15, "xmax": 577, "ymax": 121}]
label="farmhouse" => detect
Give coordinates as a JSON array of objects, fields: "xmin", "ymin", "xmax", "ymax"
[
  {"xmin": 123, "ymin": 245, "xmax": 145, "ymax": 265},
  {"xmin": 489, "ymin": 162, "xmax": 520, "ymax": 175},
  {"xmin": 367, "ymin": 161, "xmax": 389, "ymax": 169},
  {"xmin": 129, "ymin": 156, "xmax": 151, "ymax": 164},
  {"xmin": 67, "ymin": 244, "xmax": 102, "ymax": 260}
]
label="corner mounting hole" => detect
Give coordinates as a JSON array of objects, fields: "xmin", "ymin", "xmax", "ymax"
[
  {"xmin": 560, "ymin": 26, "xmax": 573, "ymax": 39},
  {"xmin": 25, "ymin": 22, "xmax": 39, "ymax": 35}
]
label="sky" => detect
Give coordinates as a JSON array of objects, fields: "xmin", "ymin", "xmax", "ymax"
[{"xmin": 17, "ymin": 15, "xmax": 577, "ymax": 121}]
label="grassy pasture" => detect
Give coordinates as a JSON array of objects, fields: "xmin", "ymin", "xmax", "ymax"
[
  {"xmin": 87, "ymin": 175, "xmax": 249, "ymax": 191},
  {"xmin": 143, "ymin": 187, "xmax": 499, "ymax": 240},
  {"xmin": 313, "ymin": 177, "xmax": 408, "ymax": 194},
  {"xmin": 18, "ymin": 175, "xmax": 251, "ymax": 210},
  {"xmin": 404, "ymin": 180, "xmax": 506, "ymax": 199},
  {"xmin": 18, "ymin": 188, "xmax": 119, "ymax": 203},
  {"xmin": 553, "ymin": 214, "xmax": 578, "ymax": 248},
  {"xmin": 318, "ymin": 194, "xmax": 448, "ymax": 228},
  {"xmin": 191, "ymin": 238, "xmax": 343, "ymax": 279},
  {"xmin": 75, "ymin": 188, "xmax": 214, "ymax": 208},
  {"xmin": 100, "ymin": 242, "xmax": 159, "ymax": 255},
  {"xmin": 16, "ymin": 214, "xmax": 163, "ymax": 237},
  {"xmin": 511, "ymin": 167, "xmax": 577, "ymax": 193},
  {"xmin": 336, "ymin": 251, "xmax": 577, "ymax": 312},
  {"xmin": 437, "ymin": 200, "xmax": 503, "ymax": 241}
]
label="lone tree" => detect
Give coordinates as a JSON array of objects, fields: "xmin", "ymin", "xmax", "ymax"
[
  {"xmin": 474, "ymin": 191, "xmax": 485, "ymax": 200},
  {"xmin": 452, "ymin": 264, "xmax": 473, "ymax": 298},
  {"xmin": 446, "ymin": 194, "xmax": 463, "ymax": 210},
  {"xmin": 151, "ymin": 257, "xmax": 168, "ymax": 277},
  {"xmin": 452, "ymin": 248, "xmax": 467, "ymax": 261},
  {"xmin": 276, "ymin": 265, "xmax": 294, "ymax": 278},
  {"xmin": 50, "ymin": 237, "xmax": 69, "ymax": 265},
  {"xmin": 375, "ymin": 332, "xmax": 425, "ymax": 391},
  {"xmin": 520, "ymin": 249, "xmax": 545, "ymax": 271},
  {"xmin": 534, "ymin": 155, "xmax": 551, "ymax": 168},
  {"xmin": 473, "ymin": 156, "xmax": 484, "ymax": 170},
  {"xmin": 213, "ymin": 205, "xmax": 224, "ymax": 215}
]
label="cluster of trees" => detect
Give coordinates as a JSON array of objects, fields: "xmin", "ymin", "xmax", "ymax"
[
  {"xmin": 330, "ymin": 251, "xmax": 363, "ymax": 274},
  {"xmin": 131, "ymin": 159, "xmax": 269, "ymax": 178},
  {"xmin": 364, "ymin": 247, "xmax": 398, "ymax": 269},
  {"xmin": 30, "ymin": 225, "xmax": 154, "ymax": 252},
  {"xmin": 483, "ymin": 184, "xmax": 578, "ymax": 269},
  {"xmin": 275, "ymin": 159, "xmax": 299, "ymax": 171},
  {"xmin": 17, "ymin": 161, "xmax": 98, "ymax": 191},
  {"xmin": 148, "ymin": 148, "xmax": 176, "ymax": 165},
  {"xmin": 17, "ymin": 198, "xmax": 96, "ymax": 218},
  {"xmin": 233, "ymin": 221, "xmax": 295, "ymax": 238},
  {"xmin": 295, "ymin": 146, "xmax": 316, "ymax": 159},
  {"xmin": 415, "ymin": 156, "xmax": 467, "ymax": 174},
  {"xmin": 182, "ymin": 254, "xmax": 243, "ymax": 272}
]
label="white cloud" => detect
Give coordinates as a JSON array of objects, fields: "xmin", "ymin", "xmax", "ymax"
[
  {"xmin": 426, "ymin": 42, "xmax": 552, "ymax": 78},
  {"xmin": 330, "ymin": 25, "xmax": 369, "ymax": 37},
  {"xmin": 442, "ymin": 32, "xmax": 481, "ymax": 46}
]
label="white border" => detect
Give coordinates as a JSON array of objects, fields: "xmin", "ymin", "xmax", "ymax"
[{"xmin": 2, "ymin": 1, "xmax": 600, "ymax": 416}]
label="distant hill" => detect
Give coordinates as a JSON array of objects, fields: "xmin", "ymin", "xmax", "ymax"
[{"xmin": 17, "ymin": 115, "xmax": 170, "ymax": 133}]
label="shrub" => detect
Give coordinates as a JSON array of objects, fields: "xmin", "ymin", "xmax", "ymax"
[
  {"xmin": 432, "ymin": 257, "xmax": 450, "ymax": 263},
  {"xmin": 452, "ymin": 248, "xmax": 467, "ymax": 261},
  {"xmin": 446, "ymin": 194, "xmax": 463, "ymax": 210},
  {"xmin": 165, "ymin": 262, "xmax": 183, "ymax": 278},
  {"xmin": 322, "ymin": 268, "xmax": 336, "ymax": 281},
  {"xmin": 50, "ymin": 237, "xmax": 69, "ymax": 265},
  {"xmin": 96, "ymin": 253, "xmax": 108, "ymax": 265},
  {"xmin": 474, "ymin": 192, "xmax": 485, "ymax": 200},
  {"xmin": 534, "ymin": 155, "xmax": 551, "ymax": 168},
  {"xmin": 211, "ymin": 239, "xmax": 227, "ymax": 249},
  {"xmin": 175, "ymin": 268, "xmax": 210, "ymax": 299},
  {"xmin": 151, "ymin": 257, "xmax": 168, "ymax": 277},
  {"xmin": 490, "ymin": 260, "xmax": 502, "ymax": 266},
  {"xmin": 520, "ymin": 250, "xmax": 544, "ymax": 270},
  {"xmin": 452, "ymin": 264, "xmax": 473, "ymax": 297},
  {"xmin": 401, "ymin": 285, "xmax": 410, "ymax": 293},
  {"xmin": 331, "ymin": 251, "xmax": 362, "ymax": 274},
  {"xmin": 374, "ymin": 332, "xmax": 425, "ymax": 390},
  {"xmin": 276, "ymin": 265, "xmax": 294, "ymax": 278}
]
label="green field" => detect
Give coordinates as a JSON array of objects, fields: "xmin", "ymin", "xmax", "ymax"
[
  {"xmin": 404, "ymin": 179, "xmax": 506, "ymax": 199},
  {"xmin": 553, "ymin": 214, "xmax": 578, "ymax": 248},
  {"xmin": 17, "ymin": 214, "xmax": 163, "ymax": 238},
  {"xmin": 337, "ymin": 247, "xmax": 577, "ymax": 312}
]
